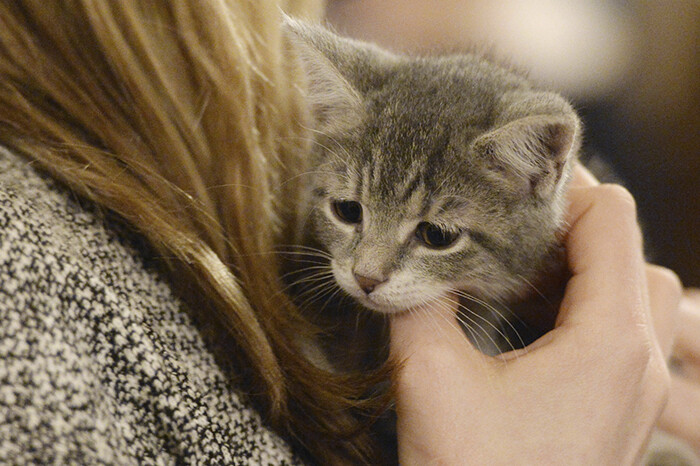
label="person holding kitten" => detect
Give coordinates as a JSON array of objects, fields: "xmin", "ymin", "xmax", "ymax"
[{"xmin": 0, "ymin": 1, "xmax": 696, "ymax": 464}]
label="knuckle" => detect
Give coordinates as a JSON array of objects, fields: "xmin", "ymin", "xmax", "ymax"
[
  {"xmin": 614, "ymin": 329, "xmax": 665, "ymax": 376},
  {"xmin": 650, "ymin": 265, "xmax": 683, "ymax": 297},
  {"xmin": 647, "ymin": 353, "xmax": 671, "ymax": 407},
  {"xmin": 647, "ymin": 346, "xmax": 671, "ymax": 386},
  {"xmin": 622, "ymin": 331, "xmax": 671, "ymax": 404},
  {"xmin": 597, "ymin": 183, "xmax": 637, "ymax": 212},
  {"xmin": 594, "ymin": 183, "xmax": 642, "ymax": 246}
]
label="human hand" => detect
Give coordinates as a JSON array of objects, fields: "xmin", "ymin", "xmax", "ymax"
[
  {"xmin": 390, "ymin": 165, "xmax": 682, "ymax": 465},
  {"xmin": 658, "ymin": 289, "xmax": 700, "ymax": 455}
]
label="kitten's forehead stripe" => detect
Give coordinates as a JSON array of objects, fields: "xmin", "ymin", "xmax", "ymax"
[
  {"xmin": 397, "ymin": 171, "xmax": 423, "ymax": 204},
  {"xmin": 417, "ymin": 190, "xmax": 432, "ymax": 219},
  {"xmin": 358, "ymin": 164, "xmax": 369, "ymax": 200},
  {"xmin": 404, "ymin": 186, "xmax": 430, "ymax": 220},
  {"xmin": 362, "ymin": 117, "xmax": 450, "ymax": 210},
  {"xmin": 370, "ymin": 153, "xmax": 382, "ymax": 192}
]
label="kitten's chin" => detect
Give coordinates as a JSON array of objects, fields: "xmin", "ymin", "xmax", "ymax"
[
  {"xmin": 344, "ymin": 286, "xmax": 438, "ymax": 315},
  {"xmin": 355, "ymin": 296, "xmax": 408, "ymax": 315}
]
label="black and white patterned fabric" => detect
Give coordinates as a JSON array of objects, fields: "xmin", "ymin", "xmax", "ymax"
[{"xmin": 0, "ymin": 147, "xmax": 301, "ymax": 465}]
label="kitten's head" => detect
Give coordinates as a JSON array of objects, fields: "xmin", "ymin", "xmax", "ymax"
[{"xmin": 287, "ymin": 19, "xmax": 580, "ymax": 314}]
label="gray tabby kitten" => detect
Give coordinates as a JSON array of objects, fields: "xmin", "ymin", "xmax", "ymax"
[
  {"xmin": 282, "ymin": 20, "xmax": 700, "ymax": 466},
  {"xmin": 285, "ymin": 18, "xmax": 578, "ymax": 355}
]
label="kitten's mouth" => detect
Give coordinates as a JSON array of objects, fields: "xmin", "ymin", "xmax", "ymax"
[
  {"xmin": 345, "ymin": 286, "xmax": 420, "ymax": 315},
  {"xmin": 356, "ymin": 295, "xmax": 407, "ymax": 315}
]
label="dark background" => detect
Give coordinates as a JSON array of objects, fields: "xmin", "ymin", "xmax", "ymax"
[{"xmin": 576, "ymin": 1, "xmax": 699, "ymax": 287}]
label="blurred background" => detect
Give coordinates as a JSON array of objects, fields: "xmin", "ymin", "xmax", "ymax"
[{"xmin": 325, "ymin": 0, "xmax": 699, "ymax": 287}]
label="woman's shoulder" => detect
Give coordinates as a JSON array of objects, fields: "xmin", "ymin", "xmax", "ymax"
[
  {"xmin": 0, "ymin": 146, "xmax": 303, "ymax": 465},
  {"xmin": 0, "ymin": 146, "xmax": 172, "ymax": 323}
]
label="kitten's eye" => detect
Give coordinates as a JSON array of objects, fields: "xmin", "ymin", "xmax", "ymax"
[
  {"xmin": 331, "ymin": 200, "xmax": 363, "ymax": 224},
  {"xmin": 416, "ymin": 222, "xmax": 459, "ymax": 249}
]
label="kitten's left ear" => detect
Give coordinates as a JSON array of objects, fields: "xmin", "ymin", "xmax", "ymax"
[
  {"xmin": 472, "ymin": 93, "xmax": 580, "ymax": 197},
  {"xmin": 283, "ymin": 16, "xmax": 363, "ymax": 132}
]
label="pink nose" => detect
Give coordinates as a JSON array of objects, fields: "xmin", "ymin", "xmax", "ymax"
[{"xmin": 353, "ymin": 273, "xmax": 386, "ymax": 294}]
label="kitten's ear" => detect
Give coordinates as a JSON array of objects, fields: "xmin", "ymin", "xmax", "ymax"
[
  {"xmin": 283, "ymin": 16, "xmax": 363, "ymax": 132},
  {"xmin": 472, "ymin": 94, "xmax": 580, "ymax": 197}
]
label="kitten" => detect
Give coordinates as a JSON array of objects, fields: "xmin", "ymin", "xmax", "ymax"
[
  {"xmin": 283, "ymin": 20, "xmax": 700, "ymax": 466},
  {"xmin": 284, "ymin": 18, "xmax": 578, "ymax": 355}
]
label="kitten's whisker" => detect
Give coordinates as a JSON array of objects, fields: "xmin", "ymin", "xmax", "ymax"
[
  {"xmin": 284, "ymin": 261, "xmax": 329, "ymax": 270},
  {"xmin": 454, "ymin": 312, "xmax": 488, "ymax": 357},
  {"xmin": 275, "ymin": 170, "xmax": 335, "ymax": 189},
  {"xmin": 421, "ymin": 295, "xmax": 481, "ymax": 351},
  {"xmin": 434, "ymin": 297, "xmax": 485, "ymax": 355},
  {"xmin": 424, "ymin": 305, "xmax": 452, "ymax": 345},
  {"xmin": 450, "ymin": 305, "xmax": 508, "ymax": 389},
  {"xmin": 295, "ymin": 279, "xmax": 340, "ymax": 311},
  {"xmin": 276, "ymin": 251, "xmax": 332, "ymax": 270},
  {"xmin": 272, "ymin": 274, "xmax": 334, "ymax": 304},
  {"xmin": 222, "ymin": 246, "xmax": 326, "ymax": 261},
  {"xmin": 489, "ymin": 293, "xmax": 535, "ymax": 341},
  {"xmin": 224, "ymin": 250, "xmax": 283, "ymax": 258},
  {"xmin": 452, "ymin": 290, "xmax": 526, "ymax": 352},
  {"xmin": 288, "ymin": 271, "xmax": 335, "ymax": 294},
  {"xmin": 439, "ymin": 294, "xmax": 515, "ymax": 357},
  {"xmin": 302, "ymin": 286, "xmax": 339, "ymax": 312},
  {"xmin": 515, "ymin": 273, "xmax": 559, "ymax": 315},
  {"xmin": 430, "ymin": 295, "xmax": 498, "ymax": 370},
  {"xmin": 459, "ymin": 308, "xmax": 518, "ymax": 356},
  {"xmin": 279, "ymin": 265, "xmax": 331, "ymax": 281},
  {"xmin": 312, "ymin": 283, "xmax": 349, "ymax": 317},
  {"xmin": 336, "ymin": 291, "xmax": 356, "ymax": 314},
  {"xmin": 495, "ymin": 295, "xmax": 537, "ymax": 335},
  {"xmin": 276, "ymin": 157, "xmax": 355, "ymax": 187},
  {"xmin": 295, "ymin": 129, "xmax": 362, "ymax": 182},
  {"xmin": 299, "ymin": 124, "xmax": 355, "ymax": 159},
  {"xmin": 429, "ymin": 174, "xmax": 454, "ymax": 201},
  {"xmin": 277, "ymin": 265, "xmax": 332, "ymax": 287},
  {"xmin": 275, "ymin": 244, "xmax": 334, "ymax": 259},
  {"xmin": 353, "ymin": 306, "xmax": 366, "ymax": 333},
  {"xmin": 283, "ymin": 273, "xmax": 335, "ymax": 294},
  {"xmin": 278, "ymin": 133, "xmax": 356, "ymax": 177},
  {"xmin": 263, "ymin": 269, "xmax": 335, "ymax": 310},
  {"xmin": 411, "ymin": 300, "xmax": 448, "ymax": 343},
  {"xmin": 281, "ymin": 260, "xmax": 328, "ymax": 270}
]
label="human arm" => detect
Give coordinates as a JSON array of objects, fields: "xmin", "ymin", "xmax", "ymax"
[{"xmin": 390, "ymin": 165, "xmax": 682, "ymax": 464}]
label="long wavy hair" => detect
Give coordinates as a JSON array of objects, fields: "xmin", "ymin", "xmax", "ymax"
[{"xmin": 0, "ymin": 1, "xmax": 388, "ymax": 463}]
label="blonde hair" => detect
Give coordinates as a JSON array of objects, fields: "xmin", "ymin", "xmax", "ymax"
[{"xmin": 0, "ymin": 1, "xmax": 387, "ymax": 462}]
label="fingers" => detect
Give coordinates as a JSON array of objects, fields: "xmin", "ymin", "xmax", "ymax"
[
  {"xmin": 646, "ymin": 265, "xmax": 683, "ymax": 358},
  {"xmin": 659, "ymin": 289, "xmax": 700, "ymax": 453},
  {"xmin": 559, "ymin": 180, "xmax": 646, "ymax": 328},
  {"xmin": 658, "ymin": 374, "xmax": 700, "ymax": 453},
  {"xmin": 674, "ymin": 290, "xmax": 700, "ymax": 372},
  {"xmin": 565, "ymin": 163, "xmax": 681, "ymax": 356}
]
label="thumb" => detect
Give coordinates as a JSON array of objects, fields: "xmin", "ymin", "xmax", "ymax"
[
  {"xmin": 389, "ymin": 295, "xmax": 490, "ymax": 378},
  {"xmin": 389, "ymin": 295, "xmax": 495, "ymax": 463}
]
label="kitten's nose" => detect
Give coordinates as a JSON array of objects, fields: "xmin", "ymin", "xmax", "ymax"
[{"xmin": 353, "ymin": 273, "xmax": 386, "ymax": 294}]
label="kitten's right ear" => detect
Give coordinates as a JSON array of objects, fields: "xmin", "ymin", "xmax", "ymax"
[
  {"xmin": 283, "ymin": 16, "xmax": 363, "ymax": 132},
  {"xmin": 472, "ymin": 92, "xmax": 580, "ymax": 198}
]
